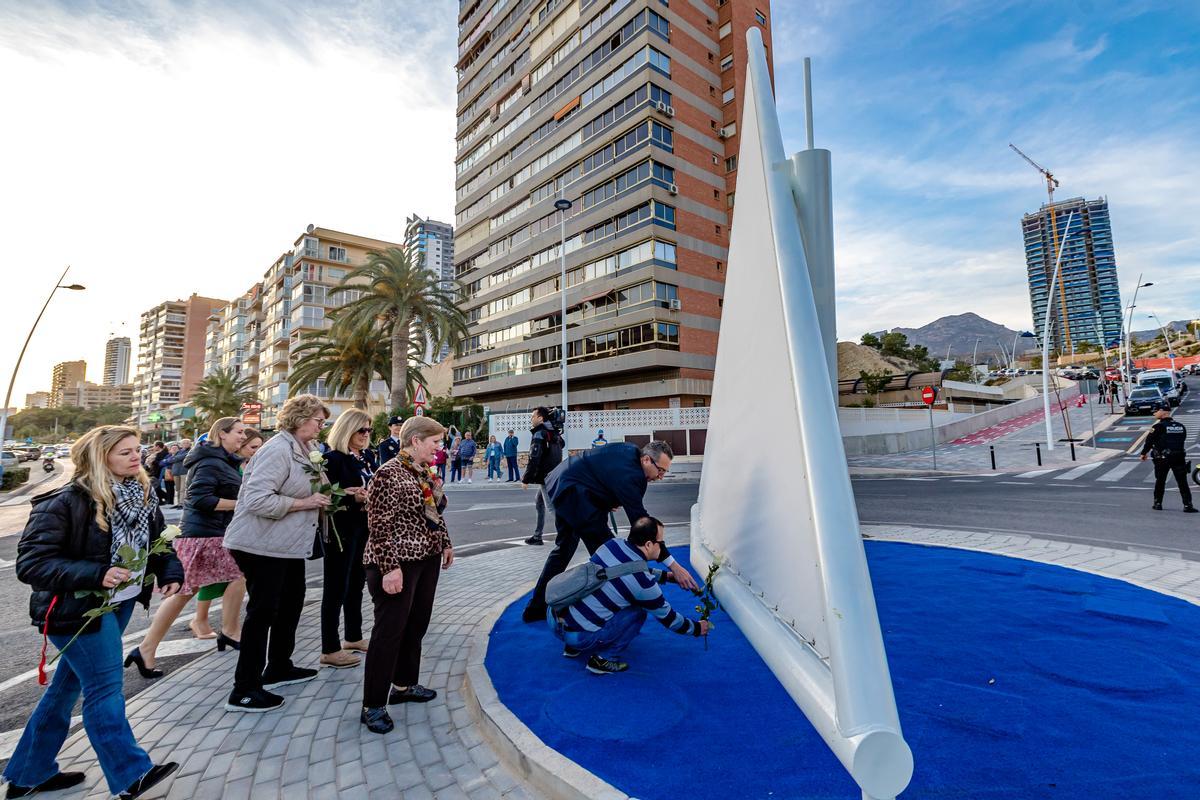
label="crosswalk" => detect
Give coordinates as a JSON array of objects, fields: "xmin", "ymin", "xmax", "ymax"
[{"xmin": 1008, "ymin": 456, "xmax": 1199, "ymax": 487}]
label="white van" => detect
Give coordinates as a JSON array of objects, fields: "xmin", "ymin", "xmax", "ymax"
[{"xmin": 1136, "ymin": 369, "xmax": 1184, "ymax": 407}]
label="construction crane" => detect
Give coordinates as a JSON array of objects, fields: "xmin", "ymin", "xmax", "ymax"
[{"xmin": 1010, "ymin": 143, "xmax": 1072, "ymax": 355}]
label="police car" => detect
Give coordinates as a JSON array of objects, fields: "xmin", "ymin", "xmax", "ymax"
[{"xmin": 1125, "ymin": 386, "xmax": 1169, "ymax": 416}]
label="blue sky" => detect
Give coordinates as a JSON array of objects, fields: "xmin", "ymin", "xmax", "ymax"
[{"xmin": 1, "ymin": 0, "xmax": 1197, "ymax": 402}]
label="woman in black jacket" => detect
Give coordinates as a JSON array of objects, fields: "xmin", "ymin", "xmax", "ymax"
[
  {"xmin": 128, "ymin": 417, "xmax": 247, "ymax": 676},
  {"xmin": 6, "ymin": 425, "xmax": 181, "ymax": 800},
  {"xmin": 319, "ymin": 409, "xmax": 376, "ymax": 669}
]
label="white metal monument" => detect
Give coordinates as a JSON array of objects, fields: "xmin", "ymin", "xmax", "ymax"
[{"xmin": 690, "ymin": 30, "xmax": 914, "ymax": 800}]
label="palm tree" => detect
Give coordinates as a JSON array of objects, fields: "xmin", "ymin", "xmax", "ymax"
[
  {"xmin": 332, "ymin": 247, "xmax": 467, "ymax": 411},
  {"xmin": 191, "ymin": 368, "xmax": 257, "ymax": 425},
  {"xmin": 289, "ymin": 322, "xmax": 423, "ymax": 409}
]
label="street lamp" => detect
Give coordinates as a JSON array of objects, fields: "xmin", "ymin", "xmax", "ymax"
[
  {"xmin": 1147, "ymin": 312, "xmax": 1176, "ymax": 372},
  {"xmin": 0, "ymin": 267, "xmax": 86, "ymax": 480},
  {"xmin": 1122, "ymin": 277, "xmax": 1153, "ymax": 399},
  {"xmin": 554, "ymin": 198, "xmax": 572, "ymax": 439},
  {"xmin": 971, "ymin": 337, "xmax": 981, "ymax": 383}
]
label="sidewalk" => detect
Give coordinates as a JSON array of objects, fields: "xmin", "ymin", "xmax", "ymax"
[{"xmin": 30, "ymin": 518, "xmax": 1200, "ymax": 799}]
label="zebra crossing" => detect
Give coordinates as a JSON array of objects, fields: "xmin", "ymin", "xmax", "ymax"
[{"xmin": 1007, "ymin": 455, "xmax": 1200, "ymax": 487}]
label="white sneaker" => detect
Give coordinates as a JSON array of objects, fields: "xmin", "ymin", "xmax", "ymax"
[{"xmin": 467, "ymin": 478, "xmax": 472, "ymax": 483}]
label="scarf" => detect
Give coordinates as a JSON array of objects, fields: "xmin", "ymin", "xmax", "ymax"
[
  {"xmin": 108, "ymin": 478, "xmax": 154, "ymax": 567},
  {"xmin": 398, "ymin": 450, "xmax": 445, "ymax": 529}
]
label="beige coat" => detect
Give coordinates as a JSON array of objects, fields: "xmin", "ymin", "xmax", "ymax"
[{"xmin": 223, "ymin": 430, "xmax": 320, "ymax": 559}]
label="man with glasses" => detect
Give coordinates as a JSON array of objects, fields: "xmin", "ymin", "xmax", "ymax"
[
  {"xmin": 548, "ymin": 516, "xmax": 711, "ymax": 674},
  {"xmin": 521, "ymin": 440, "xmax": 699, "ymax": 623}
]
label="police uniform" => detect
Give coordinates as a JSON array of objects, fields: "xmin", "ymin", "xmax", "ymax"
[
  {"xmin": 1140, "ymin": 414, "xmax": 1196, "ymax": 510},
  {"xmin": 377, "ymin": 436, "xmax": 401, "ymax": 465}
]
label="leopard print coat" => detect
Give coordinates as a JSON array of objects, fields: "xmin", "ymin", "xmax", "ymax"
[{"xmin": 364, "ymin": 457, "xmax": 451, "ymax": 574}]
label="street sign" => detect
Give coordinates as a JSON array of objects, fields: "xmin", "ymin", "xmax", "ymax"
[
  {"xmin": 413, "ymin": 385, "xmax": 427, "ymax": 406},
  {"xmin": 147, "ymin": 413, "xmax": 163, "ymax": 423},
  {"xmin": 240, "ymin": 401, "xmax": 263, "ymax": 425},
  {"xmin": 921, "ymin": 386, "xmax": 937, "ymax": 406},
  {"xmin": 414, "ymin": 406, "xmax": 424, "ymax": 416}
]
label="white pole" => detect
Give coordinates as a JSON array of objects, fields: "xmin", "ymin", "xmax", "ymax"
[
  {"xmin": 971, "ymin": 338, "xmax": 980, "ymax": 382},
  {"xmin": 554, "ymin": 198, "xmax": 572, "ymax": 444},
  {"xmin": 1153, "ymin": 314, "xmax": 1176, "ymax": 372},
  {"xmin": 1041, "ymin": 210, "xmax": 1077, "ymax": 451},
  {"xmin": 1123, "ymin": 273, "xmax": 1145, "ymax": 400}
]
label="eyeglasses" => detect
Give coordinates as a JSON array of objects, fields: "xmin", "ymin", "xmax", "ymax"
[
  {"xmin": 355, "ymin": 427, "xmax": 372, "ymax": 435},
  {"xmin": 652, "ymin": 461, "xmax": 668, "ymax": 476},
  {"xmin": 309, "ymin": 416, "xmax": 330, "ymax": 428}
]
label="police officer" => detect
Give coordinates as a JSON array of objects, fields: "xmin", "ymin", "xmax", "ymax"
[
  {"xmin": 376, "ymin": 415, "xmax": 404, "ymax": 465},
  {"xmin": 1140, "ymin": 407, "xmax": 1197, "ymax": 512}
]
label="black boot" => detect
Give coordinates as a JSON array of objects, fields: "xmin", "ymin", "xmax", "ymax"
[
  {"xmin": 1153, "ymin": 502, "xmax": 1163, "ymax": 510},
  {"xmin": 6, "ymin": 771, "xmax": 86, "ymax": 798},
  {"xmin": 119, "ymin": 763, "xmax": 179, "ymax": 799},
  {"xmin": 1184, "ymin": 505, "xmax": 1198, "ymax": 513}
]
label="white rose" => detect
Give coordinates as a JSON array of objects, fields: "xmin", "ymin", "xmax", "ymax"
[
  {"xmin": 161, "ymin": 524, "xmax": 182, "ymax": 542},
  {"xmin": 308, "ymin": 450, "xmax": 325, "ymax": 465}
]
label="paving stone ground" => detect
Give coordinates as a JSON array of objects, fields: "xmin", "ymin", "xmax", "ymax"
[{"xmin": 14, "ymin": 520, "xmax": 1199, "ymax": 799}]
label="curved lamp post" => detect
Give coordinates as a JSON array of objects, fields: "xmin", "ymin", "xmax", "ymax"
[
  {"xmin": 1147, "ymin": 312, "xmax": 1176, "ymax": 372},
  {"xmin": 554, "ymin": 198, "xmax": 572, "ymax": 433},
  {"xmin": 0, "ymin": 267, "xmax": 85, "ymax": 480},
  {"xmin": 1123, "ymin": 277, "xmax": 1153, "ymax": 398}
]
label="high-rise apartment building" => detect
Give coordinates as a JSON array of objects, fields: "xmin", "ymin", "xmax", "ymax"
[
  {"xmin": 405, "ymin": 215, "xmax": 457, "ymax": 362},
  {"xmin": 1023, "ymin": 196, "xmax": 1122, "ymax": 353},
  {"xmin": 49, "ymin": 360, "xmax": 87, "ymax": 408},
  {"xmin": 452, "ymin": 0, "xmax": 772, "ymax": 410},
  {"xmin": 61, "ymin": 382, "xmax": 134, "ymax": 410},
  {"xmin": 103, "ymin": 337, "xmax": 132, "ymax": 386},
  {"xmin": 132, "ymin": 294, "xmax": 226, "ymax": 428},
  {"xmin": 24, "ymin": 392, "xmax": 50, "ymax": 409}
]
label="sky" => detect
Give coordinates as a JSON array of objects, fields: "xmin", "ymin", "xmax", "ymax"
[{"xmin": 2, "ymin": 0, "xmax": 1198, "ymax": 407}]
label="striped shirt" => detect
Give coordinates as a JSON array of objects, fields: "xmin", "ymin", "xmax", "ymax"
[{"xmin": 561, "ymin": 538, "xmax": 700, "ymax": 637}]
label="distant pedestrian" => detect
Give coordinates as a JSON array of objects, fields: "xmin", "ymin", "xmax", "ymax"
[
  {"xmin": 522, "ymin": 407, "xmax": 563, "ymax": 546},
  {"xmin": 162, "ymin": 444, "xmax": 179, "ymax": 506},
  {"xmin": 172, "ymin": 438, "xmax": 193, "ymax": 508},
  {"xmin": 222, "ymin": 394, "xmax": 332, "ymax": 713},
  {"xmin": 147, "ymin": 442, "xmax": 168, "ymax": 503},
  {"xmin": 503, "ymin": 430, "xmax": 520, "ymax": 482},
  {"xmin": 8, "ymin": 425, "xmax": 181, "ymax": 799},
  {"xmin": 1141, "ymin": 407, "xmax": 1197, "ymax": 512},
  {"xmin": 591, "ymin": 429, "xmax": 608, "ymax": 448},
  {"xmin": 377, "ymin": 415, "xmax": 403, "ymax": 465},
  {"xmin": 459, "ymin": 431, "xmax": 477, "ymax": 483},
  {"xmin": 448, "ymin": 428, "xmax": 462, "ymax": 483},
  {"xmin": 485, "ymin": 435, "xmax": 503, "ymax": 481},
  {"xmin": 433, "ymin": 442, "xmax": 447, "ymax": 481},
  {"xmin": 360, "ymin": 416, "xmax": 454, "ymax": 734}
]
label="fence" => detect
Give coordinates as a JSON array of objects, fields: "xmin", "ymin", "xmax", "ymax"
[{"xmin": 488, "ymin": 407, "xmax": 710, "ymax": 456}]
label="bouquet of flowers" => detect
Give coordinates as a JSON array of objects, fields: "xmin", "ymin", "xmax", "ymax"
[
  {"xmin": 693, "ymin": 560, "xmax": 721, "ymax": 650},
  {"xmin": 305, "ymin": 449, "xmax": 348, "ymax": 552}
]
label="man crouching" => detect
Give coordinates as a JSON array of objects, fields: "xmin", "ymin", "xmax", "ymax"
[{"xmin": 547, "ymin": 517, "xmax": 710, "ymax": 675}]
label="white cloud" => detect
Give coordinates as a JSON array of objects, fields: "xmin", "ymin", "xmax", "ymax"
[{"xmin": 0, "ymin": 1, "xmax": 457, "ymax": 407}]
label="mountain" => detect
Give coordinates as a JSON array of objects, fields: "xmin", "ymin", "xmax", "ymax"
[
  {"xmin": 1129, "ymin": 320, "xmax": 1193, "ymax": 343},
  {"xmin": 874, "ymin": 313, "xmax": 1034, "ymax": 361}
]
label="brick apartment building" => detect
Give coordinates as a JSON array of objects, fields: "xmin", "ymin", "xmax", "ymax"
[{"xmin": 452, "ymin": 0, "xmax": 772, "ymax": 411}]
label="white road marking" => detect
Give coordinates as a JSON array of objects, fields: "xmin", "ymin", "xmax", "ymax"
[
  {"xmin": 1054, "ymin": 462, "xmax": 1105, "ymax": 480},
  {"xmin": 1096, "ymin": 461, "xmax": 1141, "ymax": 482},
  {"xmin": 1015, "ymin": 469, "xmax": 1057, "ymax": 478}
]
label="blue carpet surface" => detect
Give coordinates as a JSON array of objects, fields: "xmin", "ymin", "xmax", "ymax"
[{"xmin": 485, "ymin": 542, "xmax": 1200, "ymax": 799}]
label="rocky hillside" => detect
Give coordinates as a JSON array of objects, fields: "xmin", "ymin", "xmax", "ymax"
[
  {"xmin": 837, "ymin": 341, "xmax": 917, "ymax": 380},
  {"xmin": 875, "ymin": 312, "xmax": 1034, "ymax": 359}
]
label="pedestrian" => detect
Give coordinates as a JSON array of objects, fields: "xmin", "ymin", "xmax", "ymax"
[
  {"xmin": 147, "ymin": 442, "xmax": 168, "ymax": 504},
  {"xmin": 448, "ymin": 428, "xmax": 462, "ymax": 483},
  {"xmin": 459, "ymin": 431, "xmax": 477, "ymax": 483},
  {"xmin": 162, "ymin": 444, "xmax": 179, "ymax": 506},
  {"xmin": 171, "ymin": 438, "xmax": 192, "ymax": 508},
  {"xmin": 360, "ymin": 416, "xmax": 454, "ymax": 734},
  {"xmin": 485, "ymin": 435, "xmax": 503, "ymax": 481},
  {"xmin": 319, "ymin": 409, "xmax": 376, "ymax": 670},
  {"xmin": 591, "ymin": 429, "xmax": 608, "ymax": 448},
  {"xmin": 522, "ymin": 407, "xmax": 563, "ymax": 546},
  {"xmin": 521, "ymin": 440, "xmax": 698, "ymax": 623},
  {"xmin": 236, "ymin": 428, "xmax": 263, "ymax": 462},
  {"xmin": 377, "ymin": 415, "xmax": 403, "ymax": 465},
  {"xmin": 127, "ymin": 417, "xmax": 249, "ymax": 678},
  {"xmin": 221, "ymin": 394, "xmax": 332, "ymax": 712},
  {"xmin": 1140, "ymin": 407, "xmax": 1198, "ymax": 512},
  {"xmin": 503, "ymin": 429, "xmax": 519, "ymax": 482},
  {"xmin": 433, "ymin": 441, "xmax": 448, "ymax": 481},
  {"xmin": 7, "ymin": 425, "xmax": 181, "ymax": 799},
  {"xmin": 547, "ymin": 517, "xmax": 709, "ymax": 674}
]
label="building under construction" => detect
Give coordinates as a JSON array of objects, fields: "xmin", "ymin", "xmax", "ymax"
[{"xmin": 1022, "ymin": 196, "xmax": 1122, "ymax": 354}]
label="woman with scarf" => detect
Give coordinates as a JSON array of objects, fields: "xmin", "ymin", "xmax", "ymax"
[
  {"xmin": 360, "ymin": 416, "xmax": 454, "ymax": 733},
  {"xmin": 7, "ymin": 426, "xmax": 181, "ymax": 799}
]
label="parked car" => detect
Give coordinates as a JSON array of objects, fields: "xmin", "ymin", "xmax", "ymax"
[
  {"xmin": 1, "ymin": 451, "xmax": 20, "ymax": 470},
  {"xmin": 1136, "ymin": 369, "xmax": 1184, "ymax": 407},
  {"xmin": 1125, "ymin": 386, "xmax": 1170, "ymax": 416}
]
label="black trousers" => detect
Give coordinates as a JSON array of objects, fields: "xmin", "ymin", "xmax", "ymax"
[
  {"xmin": 506, "ymin": 456, "xmax": 520, "ymax": 481},
  {"xmin": 162, "ymin": 479, "xmax": 175, "ymax": 506},
  {"xmin": 320, "ymin": 524, "xmax": 367, "ymax": 654},
  {"xmin": 362, "ymin": 556, "xmax": 441, "ymax": 708},
  {"xmin": 1153, "ymin": 457, "xmax": 1193, "ymax": 506},
  {"xmin": 229, "ymin": 550, "xmax": 306, "ymax": 694},
  {"xmin": 526, "ymin": 515, "xmax": 613, "ymax": 613}
]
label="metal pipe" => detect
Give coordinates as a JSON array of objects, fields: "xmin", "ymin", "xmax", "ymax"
[{"xmin": 803, "ymin": 57, "xmax": 815, "ymax": 151}]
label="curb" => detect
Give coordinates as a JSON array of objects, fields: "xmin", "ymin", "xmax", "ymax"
[{"xmin": 463, "ymin": 586, "xmax": 629, "ymax": 800}]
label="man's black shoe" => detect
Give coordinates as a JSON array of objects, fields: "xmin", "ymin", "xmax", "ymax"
[
  {"xmin": 6, "ymin": 771, "xmax": 86, "ymax": 798},
  {"xmin": 521, "ymin": 604, "xmax": 546, "ymax": 624},
  {"xmin": 262, "ymin": 666, "xmax": 318, "ymax": 690},
  {"xmin": 563, "ymin": 645, "xmax": 582, "ymax": 658},
  {"xmin": 224, "ymin": 688, "xmax": 285, "ymax": 713},
  {"xmin": 586, "ymin": 655, "xmax": 628, "ymax": 675},
  {"xmin": 119, "ymin": 763, "xmax": 179, "ymax": 799},
  {"xmin": 525, "ymin": 535, "xmax": 544, "ymax": 545},
  {"xmin": 361, "ymin": 706, "xmax": 394, "ymax": 734},
  {"xmin": 1153, "ymin": 502, "xmax": 1163, "ymax": 510},
  {"xmin": 1185, "ymin": 506, "xmax": 1199, "ymax": 513},
  {"xmin": 388, "ymin": 684, "xmax": 437, "ymax": 704}
]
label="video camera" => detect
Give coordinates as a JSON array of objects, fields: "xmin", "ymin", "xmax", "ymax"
[{"xmin": 547, "ymin": 406, "xmax": 567, "ymax": 432}]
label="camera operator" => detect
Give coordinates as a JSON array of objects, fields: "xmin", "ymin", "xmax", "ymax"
[{"xmin": 522, "ymin": 407, "xmax": 563, "ymax": 546}]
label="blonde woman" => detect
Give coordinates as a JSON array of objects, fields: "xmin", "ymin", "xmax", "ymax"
[
  {"xmin": 126, "ymin": 417, "xmax": 249, "ymax": 677},
  {"xmin": 8, "ymin": 426, "xmax": 181, "ymax": 799},
  {"xmin": 361, "ymin": 416, "xmax": 454, "ymax": 734},
  {"xmin": 319, "ymin": 409, "xmax": 377, "ymax": 669},
  {"xmin": 222, "ymin": 395, "xmax": 331, "ymax": 712}
]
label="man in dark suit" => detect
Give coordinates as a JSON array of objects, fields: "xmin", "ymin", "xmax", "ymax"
[
  {"xmin": 520, "ymin": 440, "xmax": 699, "ymax": 622},
  {"xmin": 376, "ymin": 415, "xmax": 404, "ymax": 465}
]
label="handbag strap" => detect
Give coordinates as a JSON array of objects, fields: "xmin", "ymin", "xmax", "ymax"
[{"xmin": 599, "ymin": 559, "xmax": 648, "ymax": 580}]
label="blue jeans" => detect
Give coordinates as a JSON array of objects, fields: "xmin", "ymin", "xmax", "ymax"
[
  {"xmin": 487, "ymin": 457, "xmax": 501, "ymax": 479},
  {"xmin": 548, "ymin": 606, "xmax": 647, "ymax": 658},
  {"xmin": 506, "ymin": 455, "xmax": 519, "ymax": 481},
  {"xmin": 5, "ymin": 599, "xmax": 153, "ymax": 794}
]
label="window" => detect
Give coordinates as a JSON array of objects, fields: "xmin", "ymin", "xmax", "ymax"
[
  {"xmin": 328, "ymin": 246, "xmax": 347, "ymax": 262},
  {"xmin": 755, "ymin": 9, "xmax": 767, "ymax": 25},
  {"xmin": 725, "ymin": 155, "xmax": 738, "ymax": 172},
  {"xmin": 727, "ymin": 191, "xmax": 735, "ymax": 208},
  {"xmin": 720, "ymin": 54, "xmax": 733, "ymax": 71},
  {"xmin": 722, "ymin": 87, "xmax": 735, "ymax": 104},
  {"xmin": 718, "ymin": 21, "xmax": 732, "ymax": 38}
]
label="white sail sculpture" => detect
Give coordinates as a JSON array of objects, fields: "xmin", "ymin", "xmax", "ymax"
[{"xmin": 691, "ymin": 29, "xmax": 913, "ymax": 800}]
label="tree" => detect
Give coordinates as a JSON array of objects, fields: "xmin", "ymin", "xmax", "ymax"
[
  {"xmin": 191, "ymin": 368, "xmax": 257, "ymax": 426},
  {"xmin": 860, "ymin": 332, "xmax": 881, "ymax": 349},
  {"xmin": 332, "ymin": 247, "xmax": 468, "ymax": 411},
  {"xmin": 288, "ymin": 323, "xmax": 418, "ymax": 410},
  {"xmin": 858, "ymin": 370, "xmax": 891, "ymax": 401},
  {"xmin": 879, "ymin": 332, "xmax": 909, "ymax": 358},
  {"xmin": 944, "ymin": 360, "xmax": 976, "ymax": 382},
  {"xmin": 9, "ymin": 404, "xmax": 131, "ymax": 440}
]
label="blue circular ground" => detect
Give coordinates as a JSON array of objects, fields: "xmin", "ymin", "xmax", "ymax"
[{"xmin": 485, "ymin": 542, "xmax": 1200, "ymax": 799}]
